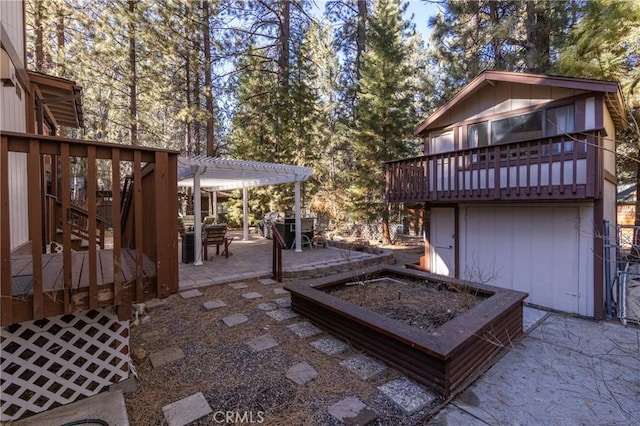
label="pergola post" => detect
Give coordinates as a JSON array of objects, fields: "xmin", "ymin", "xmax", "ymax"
[
  {"xmin": 294, "ymin": 180, "xmax": 302, "ymax": 252},
  {"xmin": 243, "ymin": 186, "xmax": 249, "ymax": 241},
  {"xmin": 193, "ymin": 166, "xmax": 203, "ymax": 265},
  {"xmin": 212, "ymin": 191, "xmax": 218, "ymax": 222}
]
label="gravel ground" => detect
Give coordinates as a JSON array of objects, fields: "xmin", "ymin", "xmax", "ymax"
[{"xmin": 125, "ymin": 241, "xmax": 443, "ymax": 425}]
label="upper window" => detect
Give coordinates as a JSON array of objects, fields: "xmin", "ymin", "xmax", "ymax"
[
  {"xmin": 546, "ymin": 104, "xmax": 575, "ymax": 136},
  {"xmin": 468, "ymin": 121, "xmax": 489, "ymax": 148},
  {"xmin": 491, "ymin": 111, "xmax": 543, "ymax": 144},
  {"xmin": 430, "ymin": 130, "xmax": 454, "ymax": 154}
]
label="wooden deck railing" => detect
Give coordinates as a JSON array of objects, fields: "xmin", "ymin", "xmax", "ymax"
[
  {"xmin": 272, "ymin": 225, "xmax": 285, "ymax": 283},
  {"xmin": 386, "ymin": 131, "xmax": 602, "ymax": 204},
  {"xmin": 1, "ymin": 132, "xmax": 179, "ymax": 325}
]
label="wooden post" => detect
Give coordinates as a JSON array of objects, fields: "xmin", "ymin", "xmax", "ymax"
[
  {"xmin": 1, "ymin": 136, "xmax": 12, "ymax": 324},
  {"xmin": 87, "ymin": 145, "xmax": 98, "ymax": 309},
  {"xmin": 28, "ymin": 139, "xmax": 44, "ymax": 319},
  {"xmin": 154, "ymin": 151, "xmax": 173, "ymax": 298},
  {"xmin": 61, "ymin": 143, "xmax": 72, "ymax": 313},
  {"xmin": 133, "ymin": 150, "xmax": 143, "ymax": 300},
  {"xmin": 112, "ymin": 148, "xmax": 122, "ymax": 308}
]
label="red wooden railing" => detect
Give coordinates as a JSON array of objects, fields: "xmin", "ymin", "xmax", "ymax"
[
  {"xmin": 1, "ymin": 132, "xmax": 179, "ymax": 325},
  {"xmin": 272, "ymin": 224, "xmax": 285, "ymax": 283},
  {"xmin": 386, "ymin": 131, "xmax": 602, "ymax": 204}
]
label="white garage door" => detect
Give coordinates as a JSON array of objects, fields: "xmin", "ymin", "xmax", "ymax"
[{"xmin": 461, "ymin": 205, "xmax": 592, "ymax": 316}]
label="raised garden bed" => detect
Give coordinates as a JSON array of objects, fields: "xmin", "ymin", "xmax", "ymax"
[{"xmin": 285, "ymin": 265, "xmax": 527, "ymax": 397}]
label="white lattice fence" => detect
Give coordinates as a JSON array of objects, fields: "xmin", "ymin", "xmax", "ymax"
[{"xmin": 1, "ymin": 308, "xmax": 132, "ymax": 421}]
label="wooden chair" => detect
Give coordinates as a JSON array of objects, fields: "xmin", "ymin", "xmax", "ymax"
[{"xmin": 202, "ymin": 223, "xmax": 233, "ymax": 259}]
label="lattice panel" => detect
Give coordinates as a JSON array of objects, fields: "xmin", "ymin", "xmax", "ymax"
[{"xmin": 0, "ymin": 308, "xmax": 132, "ymax": 422}]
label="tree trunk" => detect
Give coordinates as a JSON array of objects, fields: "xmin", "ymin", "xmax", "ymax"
[
  {"xmin": 202, "ymin": 0, "xmax": 215, "ymax": 157},
  {"xmin": 128, "ymin": 0, "xmax": 138, "ymax": 145},
  {"xmin": 35, "ymin": 0, "xmax": 44, "ymax": 71},
  {"xmin": 489, "ymin": 1, "xmax": 502, "ymax": 69},
  {"xmin": 356, "ymin": 0, "xmax": 367, "ymax": 79},
  {"xmin": 56, "ymin": 5, "xmax": 65, "ymax": 75},
  {"xmin": 278, "ymin": 0, "xmax": 290, "ymax": 88}
]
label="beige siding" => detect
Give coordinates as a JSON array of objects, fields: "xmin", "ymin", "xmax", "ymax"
[
  {"xmin": 0, "ymin": 0, "xmax": 25, "ymax": 64},
  {"xmin": 460, "ymin": 204, "xmax": 595, "ymax": 316},
  {"xmin": 8, "ymin": 153, "xmax": 29, "ymax": 249},
  {"xmin": 433, "ymin": 82, "xmax": 587, "ymax": 128},
  {"xmin": 602, "ymin": 105, "xmax": 616, "ymax": 176},
  {"xmin": 2, "ymin": 1, "xmax": 29, "ymax": 249}
]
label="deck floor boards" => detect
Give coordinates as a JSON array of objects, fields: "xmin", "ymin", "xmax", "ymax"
[{"xmin": 10, "ymin": 249, "xmax": 153, "ymax": 292}]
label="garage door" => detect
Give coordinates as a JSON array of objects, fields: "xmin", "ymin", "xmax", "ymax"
[{"xmin": 461, "ymin": 206, "xmax": 591, "ymax": 315}]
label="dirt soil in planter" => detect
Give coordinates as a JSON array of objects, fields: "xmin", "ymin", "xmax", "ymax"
[{"xmin": 327, "ymin": 277, "xmax": 486, "ymax": 331}]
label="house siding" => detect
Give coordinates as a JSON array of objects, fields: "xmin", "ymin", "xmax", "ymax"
[
  {"xmin": 458, "ymin": 204, "xmax": 594, "ymax": 316},
  {"xmin": 2, "ymin": 1, "xmax": 29, "ymax": 250},
  {"xmin": 430, "ymin": 81, "xmax": 588, "ymax": 130}
]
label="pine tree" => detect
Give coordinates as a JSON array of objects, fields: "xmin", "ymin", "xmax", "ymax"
[{"xmin": 349, "ymin": 0, "xmax": 423, "ymax": 243}]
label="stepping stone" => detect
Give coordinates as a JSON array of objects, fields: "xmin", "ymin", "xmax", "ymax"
[
  {"xmin": 162, "ymin": 392, "xmax": 212, "ymax": 426},
  {"xmin": 229, "ymin": 282, "xmax": 249, "ymax": 289},
  {"xmin": 203, "ymin": 300, "xmax": 227, "ymax": 310},
  {"xmin": 180, "ymin": 289, "xmax": 203, "ymax": 299},
  {"xmin": 340, "ymin": 354, "xmax": 387, "ymax": 381},
  {"xmin": 377, "ymin": 377, "xmax": 435, "ymax": 415},
  {"xmin": 287, "ymin": 321, "xmax": 322, "ymax": 339},
  {"xmin": 221, "ymin": 313, "xmax": 249, "ymax": 327},
  {"xmin": 257, "ymin": 302, "xmax": 278, "ymax": 311},
  {"xmin": 274, "ymin": 297, "xmax": 291, "ymax": 308},
  {"xmin": 241, "ymin": 292, "xmax": 263, "ymax": 300},
  {"xmin": 328, "ymin": 397, "xmax": 378, "ymax": 425},
  {"xmin": 265, "ymin": 308, "xmax": 298, "ymax": 321},
  {"xmin": 149, "ymin": 347, "xmax": 185, "ymax": 368},
  {"xmin": 259, "ymin": 278, "xmax": 277, "ymax": 286},
  {"xmin": 285, "ymin": 362, "xmax": 318, "ymax": 385},
  {"xmin": 247, "ymin": 334, "xmax": 279, "ymax": 352},
  {"xmin": 310, "ymin": 337, "xmax": 349, "ymax": 356},
  {"xmin": 273, "ymin": 288, "xmax": 289, "ymax": 295}
]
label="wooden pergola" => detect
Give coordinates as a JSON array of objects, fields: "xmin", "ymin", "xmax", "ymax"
[{"xmin": 177, "ymin": 155, "xmax": 313, "ymax": 264}]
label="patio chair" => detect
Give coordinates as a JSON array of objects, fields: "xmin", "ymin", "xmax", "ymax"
[{"xmin": 202, "ymin": 223, "xmax": 233, "ymax": 259}]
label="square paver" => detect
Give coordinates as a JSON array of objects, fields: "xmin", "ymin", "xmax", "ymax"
[
  {"xmin": 265, "ymin": 308, "xmax": 298, "ymax": 321},
  {"xmin": 340, "ymin": 354, "xmax": 387, "ymax": 380},
  {"xmin": 328, "ymin": 397, "xmax": 378, "ymax": 425},
  {"xmin": 273, "ymin": 288, "xmax": 290, "ymax": 295},
  {"xmin": 241, "ymin": 292, "xmax": 263, "ymax": 300},
  {"xmin": 149, "ymin": 347, "xmax": 185, "ymax": 368},
  {"xmin": 221, "ymin": 313, "xmax": 249, "ymax": 327},
  {"xmin": 229, "ymin": 282, "xmax": 249, "ymax": 289},
  {"xmin": 310, "ymin": 337, "xmax": 349, "ymax": 356},
  {"xmin": 287, "ymin": 321, "xmax": 322, "ymax": 339},
  {"xmin": 258, "ymin": 302, "xmax": 278, "ymax": 311},
  {"xmin": 180, "ymin": 289, "xmax": 203, "ymax": 299},
  {"xmin": 259, "ymin": 278, "xmax": 277, "ymax": 286},
  {"xmin": 162, "ymin": 392, "xmax": 212, "ymax": 426},
  {"xmin": 285, "ymin": 362, "xmax": 318, "ymax": 385},
  {"xmin": 377, "ymin": 377, "xmax": 435, "ymax": 415},
  {"xmin": 203, "ymin": 300, "xmax": 227, "ymax": 310},
  {"xmin": 274, "ymin": 297, "xmax": 291, "ymax": 308},
  {"xmin": 247, "ymin": 334, "xmax": 279, "ymax": 352}
]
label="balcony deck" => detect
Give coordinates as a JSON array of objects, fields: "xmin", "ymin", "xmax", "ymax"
[
  {"xmin": 386, "ymin": 131, "xmax": 602, "ymax": 204},
  {"xmin": 1, "ymin": 132, "xmax": 179, "ymax": 325}
]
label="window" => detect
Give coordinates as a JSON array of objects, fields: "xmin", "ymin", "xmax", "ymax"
[
  {"xmin": 491, "ymin": 111, "xmax": 543, "ymax": 144},
  {"xmin": 546, "ymin": 104, "xmax": 575, "ymax": 136},
  {"xmin": 430, "ymin": 131, "xmax": 454, "ymax": 154},
  {"xmin": 468, "ymin": 122, "xmax": 489, "ymax": 148}
]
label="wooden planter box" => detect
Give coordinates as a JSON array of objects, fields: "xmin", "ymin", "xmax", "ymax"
[{"xmin": 285, "ymin": 265, "xmax": 528, "ymax": 397}]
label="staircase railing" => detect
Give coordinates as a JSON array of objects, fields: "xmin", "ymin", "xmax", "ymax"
[
  {"xmin": 272, "ymin": 224, "xmax": 285, "ymax": 283},
  {"xmin": 46, "ymin": 195, "xmax": 107, "ymax": 249}
]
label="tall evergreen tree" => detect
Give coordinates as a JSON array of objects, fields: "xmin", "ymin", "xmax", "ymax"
[{"xmin": 349, "ymin": 0, "xmax": 424, "ymax": 243}]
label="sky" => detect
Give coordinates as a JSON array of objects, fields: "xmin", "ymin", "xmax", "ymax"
[{"xmin": 312, "ymin": 0, "xmax": 442, "ymax": 44}]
